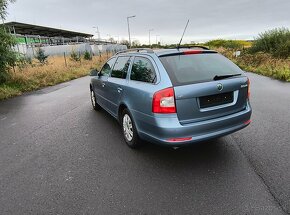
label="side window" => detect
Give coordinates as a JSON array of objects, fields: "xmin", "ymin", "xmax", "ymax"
[
  {"xmin": 111, "ymin": 56, "xmax": 131, "ymax": 79},
  {"xmin": 130, "ymin": 57, "xmax": 156, "ymax": 83},
  {"xmin": 100, "ymin": 58, "xmax": 116, "ymax": 76}
]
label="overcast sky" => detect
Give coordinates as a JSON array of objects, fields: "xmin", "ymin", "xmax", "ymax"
[{"xmin": 6, "ymin": 0, "xmax": 290, "ymax": 44}]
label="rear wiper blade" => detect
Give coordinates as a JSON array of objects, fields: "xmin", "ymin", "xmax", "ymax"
[{"xmin": 213, "ymin": 74, "xmax": 241, "ymax": 80}]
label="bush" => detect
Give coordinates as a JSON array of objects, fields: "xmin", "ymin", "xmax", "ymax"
[
  {"xmin": 205, "ymin": 39, "xmax": 244, "ymax": 50},
  {"xmin": 35, "ymin": 48, "xmax": 48, "ymax": 64},
  {"xmin": 83, "ymin": 50, "xmax": 92, "ymax": 60},
  {"xmin": 15, "ymin": 53, "xmax": 32, "ymax": 70},
  {"xmin": 250, "ymin": 28, "xmax": 290, "ymax": 59},
  {"xmin": 70, "ymin": 50, "xmax": 81, "ymax": 62}
]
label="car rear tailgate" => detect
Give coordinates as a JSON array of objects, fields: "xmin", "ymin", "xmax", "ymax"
[{"xmin": 174, "ymin": 77, "xmax": 249, "ymax": 124}]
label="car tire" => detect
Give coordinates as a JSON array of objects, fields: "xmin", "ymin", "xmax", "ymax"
[
  {"xmin": 90, "ymin": 88, "xmax": 101, "ymax": 111},
  {"xmin": 121, "ymin": 109, "xmax": 142, "ymax": 149}
]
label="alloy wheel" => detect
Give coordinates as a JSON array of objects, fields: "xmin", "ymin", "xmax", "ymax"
[
  {"xmin": 91, "ymin": 90, "xmax": 96, "ymax": 107},
  {"xmin": 123, "ymin": 114, "xmax": 133, "ymax": 141}
]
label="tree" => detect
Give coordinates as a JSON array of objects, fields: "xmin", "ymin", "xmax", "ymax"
[
  {"xmin": 35, "ymin": 48, "xmax": 48, "ymax": 64},
  {"xmin": 120, "ymin": 39, "xmax": 129, "ymax": 47},
  {"xmin": 83, "ymin": 50, "xmax": 92, "ymax": 60},
  {"xmin": 0, "ymin": 0, "xmax": 15, "ymax": 20},
  {"xmin": 131, "ymin": 40, "xmax": 141, "ymax": 48},
  {"xmin": 70, "ymin": 49, "xmax": 81, "ymax": 62},
  {"xmin": 0, "ymin": 0, "xmax": 17, "ymax": 83},
  {"xmin": 108, "ymin": 37, "xmax": 115, "ymax": 43}
]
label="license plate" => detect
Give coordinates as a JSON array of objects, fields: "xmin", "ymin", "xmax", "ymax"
[{"xmin": 199, "ymin": 92, "xmax": 234, "ymax": 108}]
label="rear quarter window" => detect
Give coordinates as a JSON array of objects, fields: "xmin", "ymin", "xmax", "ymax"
[
  {"xmin": 130, "ymin": 57, "xmax": 157, "ymax": 83},
  {"xmin": 159, "ymin": 53, "xmax": 243, "ymax": 85}
]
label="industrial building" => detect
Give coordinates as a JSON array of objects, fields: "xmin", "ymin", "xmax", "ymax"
[{"xmin": 2, "ymin": 21, "xmax": 127, "ymax": 57}]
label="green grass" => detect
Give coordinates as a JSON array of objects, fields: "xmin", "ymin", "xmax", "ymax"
[{"xmin": 0, "ymin": 84, "xmax": 22, "ymax": 100}]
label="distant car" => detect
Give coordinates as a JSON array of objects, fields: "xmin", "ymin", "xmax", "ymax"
[{"xmin": 90, "ymin": 47, "xmax": 252, "ymax": 148}]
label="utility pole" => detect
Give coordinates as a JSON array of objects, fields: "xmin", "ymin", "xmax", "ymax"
[
  {"xmin": 127, "ymin": 15, "xmax": 136, "ymax": 48},
  {"xmin": 96, "ymin": 27, "xmax": 100, "ymax": 40},
  {"xmin": 149, "ymin": 29, "xmax": 154, "ymax": 47},
  {"xmin": 93, "ymin": 26, "xmax": 101, "ymax": 41}
]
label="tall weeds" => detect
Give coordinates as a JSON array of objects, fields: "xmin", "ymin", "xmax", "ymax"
[
  {"xmin": 233, "ymin": 53, "xmax": 290, "ymax": 81},
  {"xmin": 0, "ymin": 55, "xmax": 110, "ymax": 100}
]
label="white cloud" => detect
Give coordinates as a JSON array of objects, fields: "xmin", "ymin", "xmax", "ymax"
[{"xmin": 6, "ymin": 0, "xmax": 290, "ymax": 44}]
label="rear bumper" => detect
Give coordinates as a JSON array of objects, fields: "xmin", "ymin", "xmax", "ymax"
[{"xmin": 133, "ymin": 103, "xmax": 252, "ymax": 146}]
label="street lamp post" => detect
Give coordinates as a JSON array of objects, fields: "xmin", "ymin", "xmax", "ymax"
[
  {"xmin": 114, "ymin": 36, "xmax": 120, "ymax": 44},
  {"xmin": 155, "ymin": 35, "xmax": 160, "ymax": 45},
  {"xmin": 107, "ymin": 34, "xmax": 111, "ymax": 42},
  {"xmin": 149, "ymin": 29, "xmax": 154, "ymax": 47},
  {"xmin": 127, "ymin": 15, "xmax": 136, "ymax": 48}
]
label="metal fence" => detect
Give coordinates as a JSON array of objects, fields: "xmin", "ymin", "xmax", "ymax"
[{"xmin": 14, "ymin": 43, "xmax": 127, "ymax": 58}]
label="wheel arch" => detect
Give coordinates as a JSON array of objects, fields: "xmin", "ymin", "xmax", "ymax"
[{"xmin": 118, "ymin": 103, "xmax": 128, "ymax": 123}]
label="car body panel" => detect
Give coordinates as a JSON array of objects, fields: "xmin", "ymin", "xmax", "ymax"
[
  {"xmin": 91, "ymin": 75, "xmax": 109, "ymax": 108},
  {"xmin": 105, "ymin": 77, "xmax": 127, "ymax": 117}
]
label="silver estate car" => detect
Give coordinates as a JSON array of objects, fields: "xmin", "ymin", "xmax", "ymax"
[{"xmin": 90, "ymin": 47, "xmax": 252, "ymax": 148}]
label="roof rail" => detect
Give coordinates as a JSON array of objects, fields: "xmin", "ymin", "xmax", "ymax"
[
  {"xmin": 175, "ymin": 45, "xmax": 210, "ymax": 50},
  {"xmin": 116, "ymin": 48, "xmax": 154, "ymax": 55}
]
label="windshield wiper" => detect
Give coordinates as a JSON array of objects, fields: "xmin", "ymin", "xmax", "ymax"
[{"xmin": 213, "ymin": 74, "xmax": 241, "ymax": 81}]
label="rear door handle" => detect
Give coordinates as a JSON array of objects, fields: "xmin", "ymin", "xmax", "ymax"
[{"xmin": 117, "ymin": 87, "xmax": 123, "ymax": 93}]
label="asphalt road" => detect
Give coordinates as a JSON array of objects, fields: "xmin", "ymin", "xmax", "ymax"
[{"xmin": 0, "ymin": 72, "xmax": 289, "ymax": 215}]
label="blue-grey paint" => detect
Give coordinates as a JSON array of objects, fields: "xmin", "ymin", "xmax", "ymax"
[{"xmin": 90, "ymin": 49, "xmax": 252, "ymax": 146}]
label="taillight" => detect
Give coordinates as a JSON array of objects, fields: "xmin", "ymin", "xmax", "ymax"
[
  {"xmin": 152, "ymin": 87, "xmax": 176, "ymax": 113},
  {"xmin": 247, "ymin": 78, "xmax": 250, "ymax": 98},
  {"xmin": 183, "ymin": 50, "xmax": 202, "ymax": 55}
]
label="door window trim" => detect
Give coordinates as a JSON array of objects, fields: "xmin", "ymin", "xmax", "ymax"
[{"xmin": 99, "ymin": 57, "xmax": 117, "ymax": 77}]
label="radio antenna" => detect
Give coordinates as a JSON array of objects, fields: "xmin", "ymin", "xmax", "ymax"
[{"xmin": 177, "ymin": 19, "xmax": 190, "ymax": 49}]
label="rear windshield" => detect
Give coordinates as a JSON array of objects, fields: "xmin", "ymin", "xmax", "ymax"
[{"xmin": 159, "ymin": 53, "xmax": 243, "ymax": 85}]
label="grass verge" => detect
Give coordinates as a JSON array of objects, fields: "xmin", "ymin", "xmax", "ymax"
[
  {"xmin": 233, "ymin": 53, "xmax": 290, "ymax": 82},
  {"xmin": 0, "ymin": 55, "xmax": 109, "ymax": 100},
  {"xmin": 217, "ymin": 48, "xmax": 290, "ymax": 82}
]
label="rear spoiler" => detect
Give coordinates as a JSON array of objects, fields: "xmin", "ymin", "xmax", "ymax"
[{"xmin": 159, "ymin": 50, "xmax": 217, "ymax": 57}]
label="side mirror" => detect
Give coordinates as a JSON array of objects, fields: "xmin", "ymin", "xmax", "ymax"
[{"xmin": 90, "ymin": 69, "xmax": 99, "ymax": 76}]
